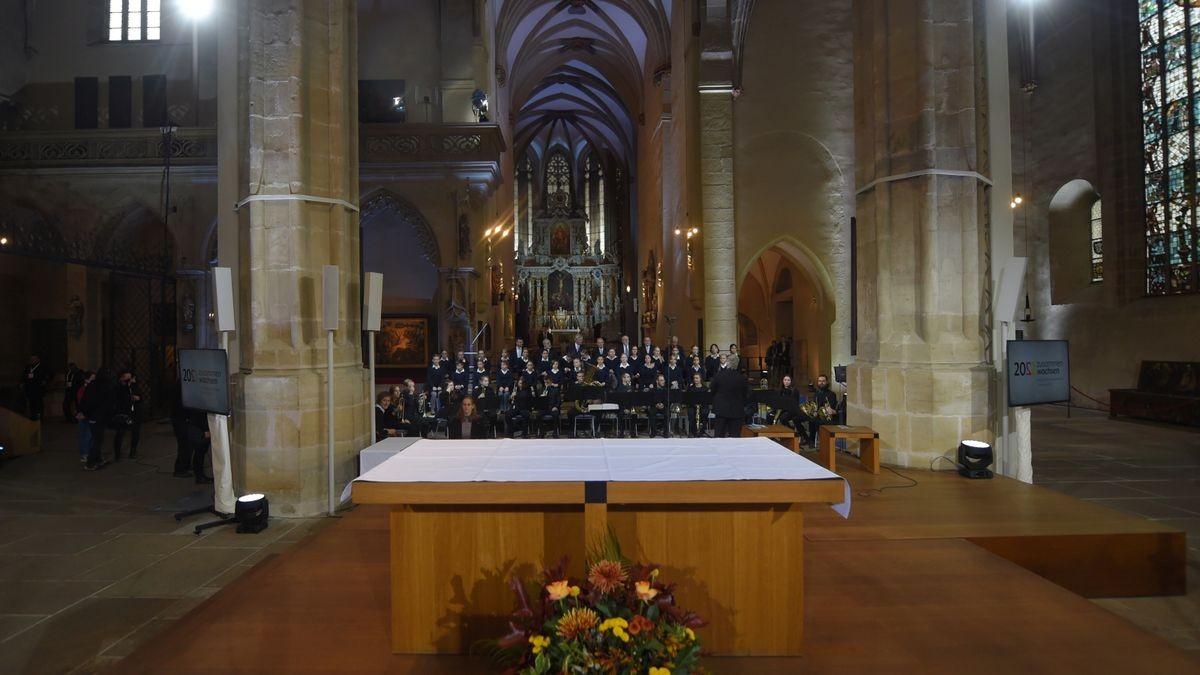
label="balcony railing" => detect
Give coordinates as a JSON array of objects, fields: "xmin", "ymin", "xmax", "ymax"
[
  {"xmin": 360, "ymin": 123, "xmax": 506, "ymax": 164},
  {"xmin": 0, "ymin": 127, "xmax": 217, "ymax": 168}
]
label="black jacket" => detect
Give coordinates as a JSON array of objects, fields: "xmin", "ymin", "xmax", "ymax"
[
  {"xmin": 449, "ymin": 416, "xmax": 490, "ymax": 439},
  {"xmin": 709, "ymin": 368, "xmax": 749, "ymax": 419}
]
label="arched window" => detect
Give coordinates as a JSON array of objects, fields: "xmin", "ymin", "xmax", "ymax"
[
  {"xmin": 1141, "ymin": 2, "xmax": 1198, "ymax": 295},
  {"xmin": 514, "ymin": 154, "xmax": 534, "ymax": 254},
  {"xmin": 584, "ymin": 153, "xmax": 606, "ymax": 255},
  {"xmin": 545, "ymin": 151, "xmax": 571, "ymax": 211},
  {"xmin": 1090, "ymin": 200, "xmax": 1103, "ymax": 282}
]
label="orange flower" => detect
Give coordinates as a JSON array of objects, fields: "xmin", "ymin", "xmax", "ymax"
[
  {"xmin": 635, "ymin": 580, "xmax": 659, "ymax": 601},
  {"xmin": 556, "ymin": 607, "xmax": 600, "ymax": 640},
  {"xmin": 545, "ymin": 579, "xmax": 571, "ymax": 601},
  {"xmin": 588, "ymin": 559, "xmax": 628, "ymax": 595},
  {"xmin": 627, "ymin": 614, "xmax": 654, "ymax": 636}
]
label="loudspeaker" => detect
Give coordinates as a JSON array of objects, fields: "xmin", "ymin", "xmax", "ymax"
[
  {"xmin": 995, "ymin": 257, "xmax": 1028, "ymax": 323},
  {"xmin": 213, "ymin": 266, "xmax": 235, "ymax": 333},
  {"xmin": 364, "ymin": 272, "xmax": 383, "ymax": 332},
  {"xmin": 322, "ymin": 265, "xmax": 339, "ymax": 332}
]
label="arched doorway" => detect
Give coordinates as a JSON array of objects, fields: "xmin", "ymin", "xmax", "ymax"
[{"xmin": 738, "ymin": 244, "xmax": 834, "ymax": 386}]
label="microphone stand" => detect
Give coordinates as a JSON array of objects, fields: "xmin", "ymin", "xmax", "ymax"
[{"xmin": 465, "ymin": 322, "xmax": 489, "ymax": 394}]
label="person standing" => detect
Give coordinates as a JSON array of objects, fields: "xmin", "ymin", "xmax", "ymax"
[
  {"xmin": 709, "ymin": 359, "xmax": 749, "ymax": 438},
  {"xmin": 63, "ymin": 362, "xmax": 84, "ymax": 422},
  {"xmin": 727, "ymin": 344, "xmax": 741, "ymax": 373},
  {"xmin": 80, "ymin": 368, "xmax": 115, "ymax": 470},
  {"xmin": 111, "ymin": 370, "xmax": 143, "ymax": 461},
  {"xmin": 74, "ymin": 371, "xmax": 95, "ymax": 462},
  {"xmin": 20, "ymin": 355, "xmax": 48, "ymax": 421}
]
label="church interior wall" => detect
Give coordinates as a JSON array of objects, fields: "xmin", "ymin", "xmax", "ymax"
[
  {"xmin": 1014, "ymin": 0, "xmax": 1200, "ymax": 410},
  {"xmin": 4, "ymin": 0, "xmax": 217, "ymax": 129},
  {"xmin": 358, "ymin": 0, "xmax": 443, "ymax": 123},
  {"xmin": 732, "ymin": 0, "xmax": 854, "ymax": 374}
]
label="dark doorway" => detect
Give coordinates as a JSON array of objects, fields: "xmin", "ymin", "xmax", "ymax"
[{"xmin": 107, "ymin": 273, "xmax": 177, "ymax": 418}]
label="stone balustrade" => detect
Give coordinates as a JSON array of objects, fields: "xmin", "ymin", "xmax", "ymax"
[
  {"xmin": 0, "ymin": 127, "xmax": 217, "ymax": 168},
  {"xmin": 360, "ymin": 123, "xmax": 506, "ymax": 164}
]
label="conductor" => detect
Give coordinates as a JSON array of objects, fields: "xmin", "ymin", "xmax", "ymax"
[{"xmin": 709, "ymin": 361, "xmax": 749, "ymax": 438}]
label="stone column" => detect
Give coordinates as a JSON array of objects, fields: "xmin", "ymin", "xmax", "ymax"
[
  {"xmin": 698, "ymin": 2, "xmax": 737, "ymax": 350},
  {"xmin": 849, "ymin": 0, "xmax": 994, "ymax": 468},
  {"xmin": 231, "ymin": 0, "xmax": 369, "ymax": 517}
]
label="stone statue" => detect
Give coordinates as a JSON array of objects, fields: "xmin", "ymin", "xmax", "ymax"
[
  {"xmin": 66, "ymin": 295, "xmax": 85, "ymax": 338},
  {"xmin": 457, "ymin": 213, "xmax": 472, "ymax": 260},
  {"xmin": 181, "ymin": 294, "xmax": 196, "ymax": 334}
]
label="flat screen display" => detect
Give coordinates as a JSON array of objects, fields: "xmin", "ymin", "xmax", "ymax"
[
  {"xmin": 180, "ymin": 349, "xmax": 231, "ymax": 415},
  {"xmin": 1007, "ymin": 340, "xmax": 1070, "ymax": 407}
]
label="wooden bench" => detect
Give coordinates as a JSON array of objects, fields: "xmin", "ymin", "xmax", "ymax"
[
  {"xmin": 1109, "ymin": 361, "xmax": 1200, "ymax": 427},
  {"xmin": 818, "ymin": 425, "xmax": 880, "ymax": 475},
  {"xmin": 741, "ymin": 423, "xmax": 801, "ymax": 453}
]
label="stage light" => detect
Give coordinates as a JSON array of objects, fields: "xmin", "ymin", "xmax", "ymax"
[
  {"xmin": 0, "ymin": 236, "xmax": 7, "ymax": 246},
  {"xmin": 957, "ymin": 440, "xmax": 994, "ymax": 479},
  {"xmin": 485, "ymin": 226, "xmax": 494, "ymax": 237},
  {"xmin": 234, "ymin": 493, "xmax": 270, "ymax": 533},
  {"xmin": 178, "ymin": 0, "xmax": 214, "ymax": 20},
  {"xmin": 674, "ymin": 228, "xmax": 681, "ymax": 235}
]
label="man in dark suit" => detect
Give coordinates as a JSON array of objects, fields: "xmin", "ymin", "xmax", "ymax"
[
  {"xmin": 510, "ymin": 338, "xmax": 528, "ymax": 369},
  {"xmin": 618, "ymin": 335, "xmax": 632, "ymax": 358},
  {"xmin": 709, "ymin": 362, "xmax": 749, "ymax": 438},
  {"xmin": 808, "ymin": 374, "xmax": 840, "ymax": 448},
  {"xmin": 565, "ymin": 334, "xmax": 587, "ymax": 362},
  {"xmin": 21, "ymin": 355, "xmax": 48, "ymax": 421}
]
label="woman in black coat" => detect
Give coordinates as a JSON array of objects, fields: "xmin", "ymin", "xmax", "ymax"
[{"xmin": 449, "ymin": 395, "xmax": 490, "ymax": 439}]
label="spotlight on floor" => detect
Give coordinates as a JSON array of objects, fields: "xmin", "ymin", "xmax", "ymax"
[
  {"xmin": 957, "ymin": 440, "xmax": 994, "ymax": 479},
  {"xmin": 235, "ymin": 493, "xmax": 270, "ymax": 534}
]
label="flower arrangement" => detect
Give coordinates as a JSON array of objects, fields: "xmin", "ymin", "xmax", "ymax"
[{"xmin": 479, "ymin": 532, "xmax": 706, "ymax": 675}]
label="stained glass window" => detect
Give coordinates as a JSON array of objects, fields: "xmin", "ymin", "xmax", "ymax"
[
  {"xmin": 1141, "ymin": 0, "xmax": 1198, "ymax": 294},
  {"xmin": 585, "ymin": 154, "xmax": 606, "ymax": 255},
  {"xmin": 545, "ymin": 150, "xmax": 571, "ymax": 212},
  {"xmin": 109, "ymin": 0, "xmax": 161, "ymax": 42},
  {"xmin": 1091, "ymin": 200, "xmax": 1104, "ymax": 282}
]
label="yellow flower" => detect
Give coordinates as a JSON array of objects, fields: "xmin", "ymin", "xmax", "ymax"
[
  {"xmin": 649, "ymin": 668, "xmax": 671, "ymax": 675},
  {"xmin": 635, "ymin": 580, "xmax": 659, "ymax": 601},
  {"xmin": 650, "ymin": 568, "xmax": 660, "ymax": 579},
  {"xmin": 612, "ymin": 626, "xmax": 630, "ymax": 642},
  {"xmin": 684, "ymin": 627, "xmax": 695, "ymax": 641},
  {"xmin": 599, "ymin": 617, "xmax": 629, "ymax": 633},
  {"xmin": 569, "ymin": 585, "xmax": 581, "ymax": 597},
  {"xmin": 545, "ymin": 579, "xmax": 571, "ymax": 601},
  {"xmin": 528, "ymin": 635, "xmax": 551, "ymax": 655}
]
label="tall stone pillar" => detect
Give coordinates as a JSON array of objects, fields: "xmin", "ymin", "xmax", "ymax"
[
  {"xmin": 231, "ymin": 0, "xmax": 369, "ymax": 516},
  {"xmin": 698, "ymin": 2, "xmax": 737, "ymax": 350},
  {"xmin": 849, "ymin": 0, "xmax": 994, "ymax": 467}
]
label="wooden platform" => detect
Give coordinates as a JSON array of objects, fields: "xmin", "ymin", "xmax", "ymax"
[
  {"xmin": 112, "ymin": 462, "xmax": 1197, "ymax": 674},
  {"xmin": 806, "ymin": 460, "xmax": 1186, "ymax": 598}
]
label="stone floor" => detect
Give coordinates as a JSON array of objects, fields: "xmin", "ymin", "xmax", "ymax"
[
  {"xmin": 0, "ymin": 407, "xmax": 1196, "ymax": 674},
  {"xmin": 0, "ymin": 420, "xmax": 326, "ymax": 675}
]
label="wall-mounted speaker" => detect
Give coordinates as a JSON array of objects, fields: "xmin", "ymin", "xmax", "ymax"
[
  {"xmin": 213, "ymin": 266, "xmax": 235, "ymax": 333},
  {"xmin": 322, "ymin": 265, "xmax": 340, "ymax": 332},
  {"xmin": 364, "ymin": 272, "xmax": 383, "ymax": 332}
]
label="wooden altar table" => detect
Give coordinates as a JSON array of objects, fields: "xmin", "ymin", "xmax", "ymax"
[{"xmin": 351, "ymin": 437, "xmax": 848, "ymax": 657}]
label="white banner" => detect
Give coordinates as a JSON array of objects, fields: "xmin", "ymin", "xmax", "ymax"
[{"xmin": 208, "ymin": 413, "xmax": 235, "ymax": 514}]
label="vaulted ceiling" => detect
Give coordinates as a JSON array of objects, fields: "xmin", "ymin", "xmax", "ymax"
[{"xmin": 496, "ymin": 0, "xmax": 672, "ymax": 168}]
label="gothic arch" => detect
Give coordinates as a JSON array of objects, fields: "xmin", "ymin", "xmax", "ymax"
[{"xmin": 359, "ymin": 189, "xmax": 442, "ymax": 267}]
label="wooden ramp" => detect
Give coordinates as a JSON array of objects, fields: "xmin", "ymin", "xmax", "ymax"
[
  {"xmin": 806, "ymin": 460, "xmax": 1186, "ymax": 598},
  {"xmin": 114, "ymin": 490, "xmax": 1198, "ymax": 674}
]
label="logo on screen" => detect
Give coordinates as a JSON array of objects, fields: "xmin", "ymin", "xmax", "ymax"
[{"xmin": 1013, "ymin": 361, "xmax": 1064, "ymax": 377}]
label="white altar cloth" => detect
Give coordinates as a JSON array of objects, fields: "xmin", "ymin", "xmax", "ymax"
[{"xmin": 346, "ymin": 437, "xmax": 850, "ymax": 517}]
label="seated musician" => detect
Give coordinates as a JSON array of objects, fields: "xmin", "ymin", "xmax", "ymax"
[
  {"xmin": 474, "ymin": 374, "xmax": 499, "ymax": 430},
  {"xmin": 647, "ymin": 373, "xmax": 670, "ymax": 438},
  {"xmin": 375, "ymin": 392, "xmax": 404, "ymax": 441},
  {"xmin": 385, "ymin": 385, "xmax": 418, "ymax": 438},
  {"xmin": 449, "ymin": 395, "xmax": 490, "ymax": 439},
  {"xmin": 566, "ymin": 370, "xmax": 596, "ymax": 434},
  {"xmin": 686, "ymin": 372, "xmax": 709, "ymax": 437},
  {"xmin": 535, "ymin": 374, "xmax": 562, "ymax": 439},
  {"xmin": 808, "ymin": 374, "xmax": 839, "ymax": 449},
  {"xmin": 506, "ymin": 377, "xmax": 533, "ymax": 437},
  {"xmin": 438, "ymin": 380, "xmax": 463, "ymax": 420},
  {"xmin": 615, "ymin": 371, "xmax": 636, "ymax": 437},
  {"xmin": 777, "ymin": 375, "xmax": 808, "ymax": 444}
]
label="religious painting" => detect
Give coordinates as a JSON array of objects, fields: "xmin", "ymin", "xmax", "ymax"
[
  {"xmin": 550, "ymin": 222, "xmax": 571, "ymax": 256},
  {"xmin": 376, "ymin": 316, "xmax": 430, "ymax": 369},
  {"xmin": 548, "ymin": 270, "xmax": 574, "ymax": 311}
]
